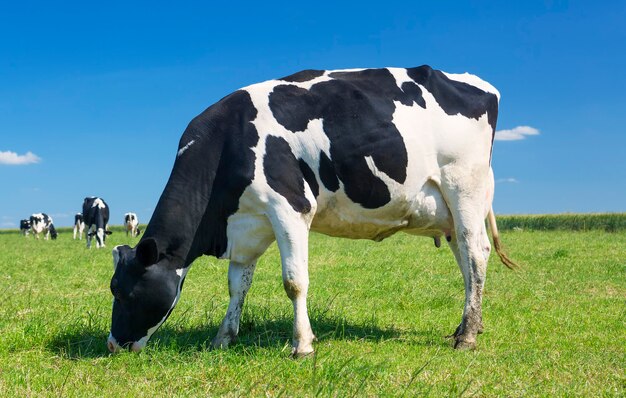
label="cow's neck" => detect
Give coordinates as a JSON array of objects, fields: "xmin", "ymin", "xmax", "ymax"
[{"xmin": 141, "ymin": 142, "xmax": 223, "ymax": 269}]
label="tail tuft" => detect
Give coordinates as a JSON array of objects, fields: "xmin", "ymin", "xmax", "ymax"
[{"xmin": 488, "ymin": 209, "xmax": 519, "ymax": 269}]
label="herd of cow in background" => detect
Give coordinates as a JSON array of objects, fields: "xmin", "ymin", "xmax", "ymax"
[{"xmin": 18, "ymin": 196, "xmax": 141, "ymax": 248}]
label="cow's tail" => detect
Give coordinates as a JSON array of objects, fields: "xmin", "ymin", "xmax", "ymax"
[{"xmin": 487, "ymin": 208, "xmax": 518, "ymax": 269}]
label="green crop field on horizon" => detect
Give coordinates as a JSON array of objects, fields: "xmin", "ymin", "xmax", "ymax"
[{"xmin": 0, "ymin": 220, "xmax": 624, "ymax": 396}]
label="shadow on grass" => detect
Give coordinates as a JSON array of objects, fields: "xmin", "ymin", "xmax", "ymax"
[{"xmin": 47, "ymin": 312, "xmax": 444, "ymax": 359}]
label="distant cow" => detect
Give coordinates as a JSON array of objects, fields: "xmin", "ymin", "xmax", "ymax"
[
  {"xmin": 20, "ymin": 219, "xmax": 31, "ymax": 236},
  {"xmin": 83, "ymin": 197, "xmax": 112, "ymax": 248},
  {"xmin": 29, "ymin": 213, "xmax": 57, "ymax": 240},
  {"xmin": 124, "ymin": 213, "xmax": 140, "ymax": 237},
  {"xmin": 108, "ymin": 66, "xmax": 517, "ymax": 355},
  {"xmin": 73, "ymin": 213, "xmax": 85, "ymax": 240}
]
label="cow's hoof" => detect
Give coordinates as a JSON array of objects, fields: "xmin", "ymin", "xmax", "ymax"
[
  {"xmin": 445, "ymin": 324, "xmax": 463, "ymax": 339},
  {"xmin": 291, "ymin": 347, "xmax": 315, "ymax": 359},
  {"xmin": 453, "ymin": 338, "xmax": 476, "ymax": 350},
  {"xmin": 211, "ymin": 336, "xmax": 233, "ymax": 350}
]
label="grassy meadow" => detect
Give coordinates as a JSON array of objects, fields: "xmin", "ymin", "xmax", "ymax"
[{"xmin": 0, "ymin": 219, "xmax": 624, "ymax": 396}]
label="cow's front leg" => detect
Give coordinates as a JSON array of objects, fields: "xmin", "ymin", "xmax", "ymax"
[
  {"xmin": 86, "ymin": 225, "xmax": 94, "ymax": 248},
  {"xmin": 212, "ymin": 261, "xmax": 256, "ymax": 350},
  {"xmin": 272, "ymin": 217, "xmax": 315, "ymax": 357}
]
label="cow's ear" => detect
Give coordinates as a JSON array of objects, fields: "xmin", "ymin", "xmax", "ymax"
[
  {"xmin": 136, "ymin": 238, "xmax": 159, "ymax": 267},
  {"xmin": 112, "ymin": 245, "xmax": 129, "ymax": 271}
]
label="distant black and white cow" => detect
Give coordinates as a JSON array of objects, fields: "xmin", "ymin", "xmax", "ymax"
[
  {"xmin": 30, "ymin": 213, "xmax": 57, "ymax": 240},
  {"xmin": 83, "ymin": 197, "xmax": 112, "ymax": 248},
  {"xmin": 108, "ymin": 66, "xmax": 517, "ymax": 355},
  {"xmin": 20, "ymin": 219, "xmax": 31, "ymax": 236},
  {"xmin": 73, "ymin": 213, "xmax": 85, "ymax": 240},
  {"xmin": 124, "ymin": 213, "xmax": 140, "ymax": 237}
]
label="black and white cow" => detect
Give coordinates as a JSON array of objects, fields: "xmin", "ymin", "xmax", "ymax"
[
  {"xmin": 124, "ymin": 213, "xmax": 140, "ymax": 237},
  {"xmin": 108, "ymin": 66, "xmax": 517, "ymax": 355},
  {"xmin": 83, "ymin": 197, "xmax": 112, "ymax": 248},
  {"xmin": 20, "ymin": 219, "xmax": 31, "ymax": 236},
  {"xmin": 73, "ymin": 213, "xmax": 85, "ymax": 240},
  {"xmin": 30, "ymin": 213, "xmax": 57, "ymax": 240}
]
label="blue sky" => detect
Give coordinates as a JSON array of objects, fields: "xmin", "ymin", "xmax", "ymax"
[{"xmin": 1, "ymin": 0, "xmax": 625, "ymax": 228}]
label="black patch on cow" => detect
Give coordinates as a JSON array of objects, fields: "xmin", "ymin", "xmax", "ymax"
[
  {"xmin": 406, "ymin": 65, "xmax": 498, "ymax": 131},
  {"xmin": 298, "ymin": 158, "xmax": 319, "ymax": 198},
  {"xmin": 280, "ymin": 69, "xmax": 325, "ymax": 83},
  {"xmin": 400, "ymin": 82, "xmax": 426, "ymax": 108},
  {"xmin": 264, "ymin": 136, "xmax": 311, "ymax": 213},
  {"xmin": 268, "ymin": 68, "xmax": 410, "ymax": 208},
  {"xmin": 318, "ymin": 151, "xmax": 339, "ymax": 192},
  {"xmin": 143, "ymin": 90, "xmax": 260, "ymax": 262},
  {"xmin": 268, "ymin": 85, "xmax": 319, "ymax": 132}
]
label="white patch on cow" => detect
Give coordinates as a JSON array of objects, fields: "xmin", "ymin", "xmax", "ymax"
[
  {"xmin": 107, "ymin": 332, "xmax": 123, "ymax": 353},
  {"xmin": 442, "ymin": 71, "xmax": 501, "ymax": 100},
  {"xmin": 327, "ymin": 67, "xmax": 365, "ymax": 75},
  {"xmin": 132, "ymin": 267, "xmax": 189, "ymax": 351},
  {"xmin": 387, "ymin": 67, "xmax": 415, "ymax": 91},
  {"xmin": 96, "ymin": 228, "xmax": 105, "ymax": 248},
  {"xmin": 93, "ymin": 198, "xmax": 106, "ymax": 209},
  {"xmin": 177, "ymin": 140, "xmax": 195, "ymax": 157}
]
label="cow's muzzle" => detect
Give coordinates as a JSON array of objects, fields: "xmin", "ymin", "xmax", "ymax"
[{"xmin": 107, "ymin": 333, "xmax": 144, "ymax": 353}]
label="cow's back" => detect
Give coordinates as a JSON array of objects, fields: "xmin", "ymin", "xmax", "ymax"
[{"xmin": 234, "ymin": 66, "xmax": 498, "ymax": 241}]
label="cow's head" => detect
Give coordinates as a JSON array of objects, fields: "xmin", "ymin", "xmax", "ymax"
[
  {"xmin": 108, "ymin": 238, "xmax": 186, "ymax": 353},
  {"xmin": 88, "ymin": 229, "xmax": 113, "ymax": 247},
  {"xmin": 49, "ymin": 225, "xmax": 58, "ymax": 240}
]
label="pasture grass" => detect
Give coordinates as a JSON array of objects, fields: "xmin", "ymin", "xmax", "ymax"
[
  {"xmin": 497, "ymin": 213, "xmax": 626, "ymax": 232},
  {"xmin": 0, "ymin": 226, "xmax": 624, "ymax": 396}
]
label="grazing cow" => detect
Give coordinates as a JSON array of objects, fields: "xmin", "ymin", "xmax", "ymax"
[
  {"xmin": 124, "ymin": 213, "xmax": 140, "ymax": 237},
  {"xmin": 108, "ymin": 66, "xmax": 517, "ymax": 355},
  {"xmin": 20, "ymin": 219, "xmax": 31, "ymax": 236},
  {"xmin": 30, "ymin": 213, "xmax": 57, "ymax": 240},
  {"xmin": 83, "ymin": 197, "xmax": 112, "ymax": 248},
  {"xmin": 73, "ymin": 213, "xmax": 85, "ymax": 240}
]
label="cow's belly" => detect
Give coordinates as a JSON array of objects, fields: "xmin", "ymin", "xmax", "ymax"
[
  {"xmin": 225, "ymin": 175, "xmax": 453, "ymax": 264},
  {"xmin": 311, "ymin": 179, "xmax": 452, "ymax": 241}
]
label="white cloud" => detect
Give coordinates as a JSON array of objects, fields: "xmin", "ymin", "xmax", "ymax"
[
  {"xmin": 0, "ymin": 150, "xmax": 42, "ymax": 165},
  {"xmin": 494, "ymin": 126, "xmax": 540, "ymax": 141},
  {"xmin": 1, "ymin": 222, "xmax": 16, "ymax": 227},
  {"xmin": 496, "ymin": 177, "xmax": 519, "ymax": 184}
]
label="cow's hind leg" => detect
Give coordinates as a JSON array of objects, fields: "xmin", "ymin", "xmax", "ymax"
[
  {"xmin": 271, "ymin": 214, "xmax": 315, "ymax": 357},
  {"xmin": 212, "ymin": 261, "xmax": 256, "ymax": 349},
  {"xmin": 442, "ymin": 167, "xmax": 492, "ymax": 350}
]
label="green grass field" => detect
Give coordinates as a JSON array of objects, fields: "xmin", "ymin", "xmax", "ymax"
[{"xmin": 0, "ymin": 225, "xmax": 624, "ymax": 396}]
